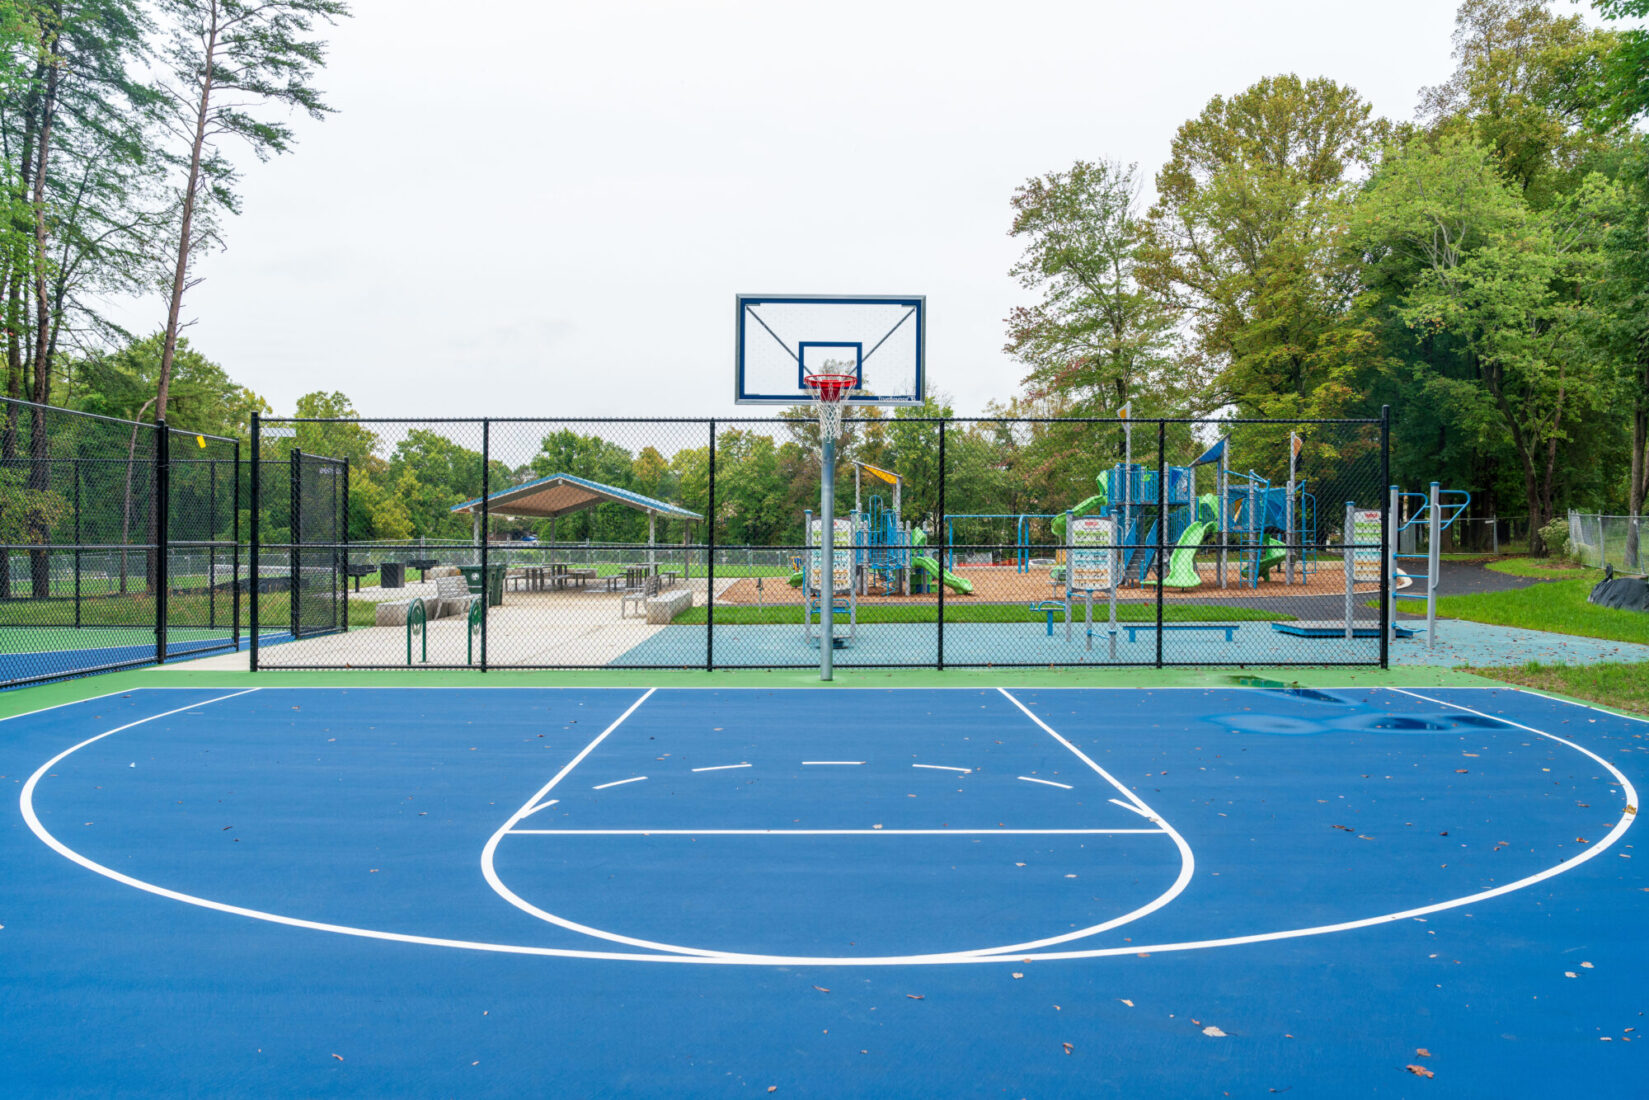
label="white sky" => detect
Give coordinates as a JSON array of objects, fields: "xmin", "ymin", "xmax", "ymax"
[{"xmin": 115, "ymin": 0, "xmax": 1476, "ymax": 420}]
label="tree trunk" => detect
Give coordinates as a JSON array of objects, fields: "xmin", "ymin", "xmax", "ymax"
[
  {"xmin": 25, "ymin": 44, "xmax": 59, "ymax": 599},
  {"xmin": 157, "ymin": 0, "xmax": 220, "ymax": 422}
]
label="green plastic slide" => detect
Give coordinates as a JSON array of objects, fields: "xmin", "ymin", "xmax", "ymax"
[
  {"xmin": 1050, "ymin": 490, "xmax": 1108, "ymax": 538},
  {"xmin": 1160, "ymin": 520, "xmax": 1214, "ymax": 589},
  {"xmin": 1242, "ymin": 537, "xmax": 1288, "ymax": 582},
  {"xmin": 913, "ymin": 555, "xmax": 973, "ymax": 595}
]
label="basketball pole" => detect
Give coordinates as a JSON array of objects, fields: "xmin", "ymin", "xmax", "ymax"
[{"xmin": 820, "ymin": 426, "xmax": 835, "ymax": 681}]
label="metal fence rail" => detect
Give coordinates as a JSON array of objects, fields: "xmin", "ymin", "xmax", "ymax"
[{"xmin": 249, "ymin": 411, "xmax": 1392, "ymax": 672}]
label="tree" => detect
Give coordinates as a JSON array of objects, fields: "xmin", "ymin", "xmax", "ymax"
[
  {"xmin": 1350, "ymin": 134, "xmax": 1619, "ymax": 552},
  {"xmin": 1421, "ymin": 0, "xmax": 1620, "ymax": 205},
  {"xmin": 1139, "ymin": 74, "xmax": 1384, "ymax": 431},
  {"xmin": 151, "ymin": 0, "xmax": 348, "ymax": 420},
  {"xmin": 1005, "ymin": 159, "xmax": 1183, "ymax": 418},
  {"xmin": 1590, "ymin": 0, "xmax": 1649, "ymax": 125}
]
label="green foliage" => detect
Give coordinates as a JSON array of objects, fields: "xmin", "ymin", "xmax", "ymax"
[{"xmin": 1537, "ymin": 517, "xmax": 1571, "ymax": 558}]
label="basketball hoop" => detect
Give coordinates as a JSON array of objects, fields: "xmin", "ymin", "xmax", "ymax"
[{"xmin": 803, "ymin": 371, "xmax": 857, "ymax": 440}]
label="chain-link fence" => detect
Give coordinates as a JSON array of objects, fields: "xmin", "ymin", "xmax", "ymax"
[
  {"xmin": 0, "ymin": 397, "xmax": 240, "ymax": 688},
  {"xmin": 249, "ymin": 411, "xmax": 1391, "ymax": 671},
  {"xmin": 1569, "ymin": 512, "xmax": 1648, "ymax": 575}
]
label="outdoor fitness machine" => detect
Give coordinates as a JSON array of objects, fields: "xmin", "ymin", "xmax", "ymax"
[{"xmin": 1389, "ymin": 482, "xmax": 1471, "ymax": 650}]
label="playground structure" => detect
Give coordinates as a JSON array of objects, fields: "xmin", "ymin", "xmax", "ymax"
[{"xmin": 996, "ymin": 431, "xmax": 1320, "ymax": 596}]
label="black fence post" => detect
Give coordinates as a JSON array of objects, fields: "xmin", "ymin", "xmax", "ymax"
[
  {"xmin": 73, "ymin": 457, "xmax": 81, "ymax": 629},
  {"xmin": 706, "ymin": 418, "xmax": 716, "ymax": 672},
  {"xmin": 937, "ymin": 417, "xmax": 947, "ymax": 671},
  {"xmin": 480, "ymin": 419, "xmax": 489, "ymax": 672},
  {"xmin": 1379, "ymin": 404, "xmax": 1391, "ymax": 670},
  {"xmin": 208, "ymin": 458, "xmax": 217, "ymax": 630},
  {"xmin": 1156, "ymin": 418, "xmax": 1166, "ymax": 669},
  {"xmin": 340, "ymin": 458, "xmax": 350, "ymax": 634},
  {"xmin": 233, "ymin": 440, "xmax": 241, "ymax": 652},
  {"xmin": 155, "ymin": 419, "xmax": 170, "ymax": 665},
  {"xmin": 250, "ymin": 413, "xmax": 260, "ymax": 670},
  {"xmin": 290, "ymin": 448, "xmax": 302, "ymax": 639}
]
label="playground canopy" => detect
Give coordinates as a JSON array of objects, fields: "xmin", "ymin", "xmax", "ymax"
[{"xmin": 450, "ymin": 472, "xmax": 702, "ymax": 545}]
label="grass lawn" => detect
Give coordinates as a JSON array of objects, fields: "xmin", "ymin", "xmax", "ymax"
[
  {"xmin": 1426, "ymin": 578, "xmax": 1649, "ymax": 646},
  {"xmin": 672, "ymin": 603, "xmax": 1293, "ymax": 626},
  {"xmin": 1484, "ymin": 557, "xmax": 1604, "ymax": 581},
  {"xmin": 1471, "ymin": 662, "xmax": 1649, "ymax": 717}
]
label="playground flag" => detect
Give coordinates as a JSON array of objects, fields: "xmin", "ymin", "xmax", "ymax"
[{"xmin": 1194, "ymin": 436, "xmax": 1226, "ymax": 466}]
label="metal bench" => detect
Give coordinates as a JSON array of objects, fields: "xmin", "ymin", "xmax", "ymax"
[{"xmin": 1121, "ymin": 623, "xmax": 1240, "ymax": 643}]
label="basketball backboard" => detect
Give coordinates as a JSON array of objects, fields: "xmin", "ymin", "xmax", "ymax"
[{"xmin": 734, "ymin": 294, "xmax": 925, "ymax": 406}]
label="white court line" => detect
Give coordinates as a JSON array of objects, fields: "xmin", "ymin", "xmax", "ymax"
[
  {"xmin": 508, "ymin": 828, "xmax": 1165, "ymax": 836},
  {"xmin": 802, "ymin": 761, "xmax": 864, "ymax": 766},
  {"xmin": 1018, "ymin": 776, "xmax": 1073, "ymax": 790},
  {"xmin": 692, "ymin": 763, "xmax": 751, "ymax": 773},
  {"xmin": 592, "ymin": 776, "xmax": 647, "ymax": 790},
  {"xmin": 978, "ymin": 688, "xmax": 1197, "ymax": 956},
  {"xmin": 1110, "ymin": 798, "xmax": 1154, "ymax": 819},
  {"xmin": 26, "ymin": 684, "xmax": 1633, "ymax": 967},
  {"xmin": 913, "ymin": 764, "xmax": 970, "ymax": 774},
  {"xmin": 1451, "ymin": 683, "xmax": 1649, "ymax": 726},
  {"xmin": 0, "ymin": 686, "xmax": 152, "ymax": 724},
  {"xmin": 521, "ymin": 799, "xmax": 559, "ymax": 818}
]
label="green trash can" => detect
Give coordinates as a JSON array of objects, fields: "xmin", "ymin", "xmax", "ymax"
[{"xmin": 458, "ymin": 564, "xmax": 506, "ymax": 607}]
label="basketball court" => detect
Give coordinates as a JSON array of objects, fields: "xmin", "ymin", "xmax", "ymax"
[{"xmin": 2, "ymin": 675, "xmax": 1644, "ymax": 1094}]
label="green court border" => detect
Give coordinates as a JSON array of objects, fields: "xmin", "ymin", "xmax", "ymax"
[{"xmin": 0, "ymin": 664, "xmax": 1503, "ymax": 721}]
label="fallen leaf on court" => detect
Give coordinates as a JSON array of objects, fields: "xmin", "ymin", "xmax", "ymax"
[
  {"xmin": 812, "ymin": 986, "xmax": 829, "ymax": 993},
  {"xmin": 1332, "ymin": 824, "xmax": 1353, "ymax": 831},
  {"xmin": 906, "ymin": 994, "xmax": 924, "ymax": 1000},
  {"xmin": 1565, "ymin": 971, "xmax": 1578, "ymax": 978},
  {"xmin": 331, "ymin": 1054, "xmax": 343, "ymax": 1061},
  {"xmin": 1582, "ymin": 961, "xmax": 1594, "ymax": 968},
  {"xmin": 1012, "ymin": 973, "xmax": 1023, "ymax": 979},
  {"xmin": 1062, "ymin": 1042, "xmax": 1073, "ymax": 1055},
  {"xmin": 1120, "ymin": 999, "xmax": 1133, "ymax": 1007},
  {"xmin": 1405, "ymin": 1065, "xmax": 1434, "ymax": 1078},
  {"xmin": 872, "ymin": 824, "xmax": 882, "ymax": 830},
  {"xmin": 1577, "ymin": 838, "xmax": 1589, "ymax": 844},
  {"xmin": 1455, "ymin": 769, "xmax": 1469, "ymax": 774},
  {"xmin": 1202, "ymin": 1026, "xmax": 1226, "ymax": 1037},
  {"xmin": 767, "ymin": 1087, "xmax": 777, "ymax": 1093},
  {"xmin": 1416, "ymin": 1048, "xmax": 1431, "ymax": 1057}
]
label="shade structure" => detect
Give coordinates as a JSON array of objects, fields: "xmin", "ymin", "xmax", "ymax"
[
  {"xmin": 450, "ymin": 472, "xmax": 702, "ymax": 569},
  {"xmin": 450, "ymin": 472, "xmax": 702, "ymax": 523}
]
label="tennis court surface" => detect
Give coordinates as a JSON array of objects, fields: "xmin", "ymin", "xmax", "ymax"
[{"xmin": 3, "ymin": 682, "xmax": 1644, "ymax": 1094}]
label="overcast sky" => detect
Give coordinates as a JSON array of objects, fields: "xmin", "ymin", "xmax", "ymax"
[{"xmin": 111, "ymin": 0, "xmax": 1492, "ymax": 421}]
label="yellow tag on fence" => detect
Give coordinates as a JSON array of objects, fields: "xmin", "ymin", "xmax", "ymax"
[{"xmin": 196, "ymin": 435, "xmax": 206, "ymax": 448}]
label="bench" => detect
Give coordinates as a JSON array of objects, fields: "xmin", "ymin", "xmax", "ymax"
[
  {"xmin": 620, "ymin": 573, "xmax": 660, "ymax": 618},
  {"xmin": 1121, "ymin": 623, "xmax": 1240, "ymax": 643},
  {"xmin": 433, "ymin": 573, "xmax": 481, "ymax": 618},
  {"xmin": 374, "ymin": 599, "xmax": 419, "ymax": 627},
  {"xmin": 644, "ymin": 587, "xmax": 692, "ymax": 624}
]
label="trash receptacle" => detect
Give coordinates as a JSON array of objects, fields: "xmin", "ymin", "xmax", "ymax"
[
  {"xmin": 380, "ymin": 562, "xmax": 405, "ymax": 589},
  {"xmin": 458, "ymin": 564, "xmax": 505, "ymax": 607}
]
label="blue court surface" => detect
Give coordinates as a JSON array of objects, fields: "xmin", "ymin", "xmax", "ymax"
[
  {"xmin": 0, "ymin": 631, "xmax": 292, "ymax": 690},
  {"xmin": 3, "ymin": 684, "xmax": 1645, "ymax": 1094}
]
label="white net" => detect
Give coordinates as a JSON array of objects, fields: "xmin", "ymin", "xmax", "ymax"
[{"xmin": 806, "ymin": 364, "xmax": 858, "ymax": 441}]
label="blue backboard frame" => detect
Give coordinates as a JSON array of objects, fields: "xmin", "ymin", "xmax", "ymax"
[{"xmin": 734, "ymin": 294, "xmax": 926, "ymax": 406}]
